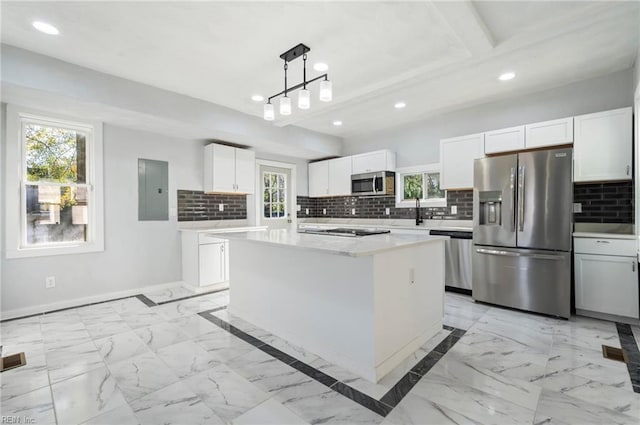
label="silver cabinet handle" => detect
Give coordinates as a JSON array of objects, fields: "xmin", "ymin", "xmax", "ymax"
[
  {"xmin": 595, "ymin": 240, "xmax": 610, "ymax": 244},
  {"xmin": 510, "ymin": 167, "xmax": 516, "ymax": 232},
  {"xmin": 518, "ymin": 166, "xmax": 525, "ymax": 232},
  {"xmin": 626, "ymin": 165, "xmax": 630, "ymax": 176}
]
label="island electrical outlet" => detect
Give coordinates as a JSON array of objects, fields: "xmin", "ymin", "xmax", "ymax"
[{"xmin": 45, "ymin": 276, "xmax": 56, "ymax": 288}]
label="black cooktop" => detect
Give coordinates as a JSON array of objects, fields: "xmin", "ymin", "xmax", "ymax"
[{"xmin": 300, "ymin": 228, "xmax": 391, "ymax": 237}]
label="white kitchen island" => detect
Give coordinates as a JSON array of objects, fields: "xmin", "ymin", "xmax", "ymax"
[{"xmin": 224, "ymin": 229, "xmax": 446, "ymax": 383}]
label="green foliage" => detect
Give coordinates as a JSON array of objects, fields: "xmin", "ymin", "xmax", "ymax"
[
  {"xmin": 25, "ymin": 124, "xmax": 83, "ymax": 183},
  {"xmin": 403, "ymin": 174, "xmax": 423, "ymax": 200},
  {"xmin": 426, "ymin": 173, "xmax": 445, "ymax": 199}
]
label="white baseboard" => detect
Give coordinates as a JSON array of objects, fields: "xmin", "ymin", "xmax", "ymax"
[
  {"xmin": 182, "ymin": 281, "xmax": 229, "ymax": 294},
  {"xmin": 1, "ymin": 281, "xmax": 185, "ymax": 321}
]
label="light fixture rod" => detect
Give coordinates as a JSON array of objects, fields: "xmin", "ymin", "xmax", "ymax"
[
  {"xmin": 283, "ymin": 62, "xmax": 288, "ymax": 96},
  {"xmin": 268, "ymin": 73, "xmax": 328, "ymax": 103},
  {"xmin": 303, "ymin": 54, "xmax": 307, "ymax": 89}
]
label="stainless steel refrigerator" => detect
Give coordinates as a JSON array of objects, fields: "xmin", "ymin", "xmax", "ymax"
[{"xmin": 472, "ymin": 147, "xmax": 573, "ymax": 318}]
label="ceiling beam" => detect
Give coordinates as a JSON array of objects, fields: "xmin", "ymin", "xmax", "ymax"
[{"xmin": 431, "ymin": 0, "xmax": 495, "ymax": 56}]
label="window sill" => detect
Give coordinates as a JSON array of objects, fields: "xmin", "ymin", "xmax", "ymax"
[
  {"xmin": 395, "ymin": 200, "xmax": 447, "ymax": 208},
  {"xmin": 6, "ymin": 241, "xmax": 104, "ymax": 259}
]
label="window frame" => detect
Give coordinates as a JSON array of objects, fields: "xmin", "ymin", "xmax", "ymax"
[
  {"xmin": 395, "ymin": 164, "xmax": 447, "ymax": 208},
  {"xmin": 262, "ymin": 170, "xmax": 288, "ymax": 220},
  {"xmin": 5, "ymin": 104, "xmax": 104, "ymax": 258}
]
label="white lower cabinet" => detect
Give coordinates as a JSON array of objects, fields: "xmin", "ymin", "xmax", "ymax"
[
  {"xmin": 574, "ymin": 237, "xmax": 639, "ymax": 319},
  {"xmin": 182, "ymin": 232, "xmax": 229, "ymax": 287}
]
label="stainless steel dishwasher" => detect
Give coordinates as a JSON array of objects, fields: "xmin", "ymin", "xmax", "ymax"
[{"xmin": 429, "ymin": 229, "xmax": 473, "ymax": 294}]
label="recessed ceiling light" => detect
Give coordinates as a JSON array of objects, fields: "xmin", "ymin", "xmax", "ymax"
[
  {"xmin": 32, "ymin": 21, "xmax": 59, "ymax": 35},
  {"xmin": 498, "ymin": 72, "xmax": 516, "ymax": 81},
  {"xmin": 313, "ymin": 62, "xmax": 329, "ymax": 72},
  {"xmin": 251, "ymin": 94, "xmax": 264, "ymax": 102},
  {"xmin": 333, "ymin": 120, "xmax": 342, "ymax": 126},
  {"xmin": 394, "ymin": 102, "xmax": 406, "ymax": 109}
]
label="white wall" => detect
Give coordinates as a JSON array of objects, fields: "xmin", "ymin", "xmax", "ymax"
[
  {"xmin": 1, "ymin": 122, "xmax": 207, "ymax": 314},
  {"xmin": 343, "ymin": 69, "xmax": 634, "ymax": 166}
]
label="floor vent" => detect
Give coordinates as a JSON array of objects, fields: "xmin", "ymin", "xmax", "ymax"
[
  {"xmin": 602, "ymin": 345, "xmax": 627, "ymax": 363},
  {"xmin": 0, "ymin": 352, "xmax": 26, "ymax": 372}
]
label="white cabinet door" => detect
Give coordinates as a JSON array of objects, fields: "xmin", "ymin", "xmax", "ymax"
[
  {"xmin": 351, "ymin": 150, "xmax": 395, "ymax": 174},
  {"xmin": 199, "ymin": 242, "xmax": 226, "ymax": 286},
  {"xmin": 209, "ymin": 144, "xmax": 235, "ymax": 193},
  {"xmin": 235, "ymin": 148, "xmax": 255, "ymax": 194},
  {"xmin": 574, "ymin": 107, "xmax": 632, "ymax": 182},
  {"xmin": 575, "ymin": 253, "xmax": 639, "ymax": 319},
  {"xmin": 525, "ymin": 117, "xmax": 573, "ymax": 149},
  {"xmin": 440, "ymin": 133, "xmax": 485, "ymax": 189},
  {"xmin": 484, "ymin": 126, "xmax": 525, "ymax": 154},
  {"xmin": 328, "ymin": 157, "xmax": 352, "ymax": 196},
  {"xmin": 308, "ymin": 161, "xmax": 329, "ymax": 197}
]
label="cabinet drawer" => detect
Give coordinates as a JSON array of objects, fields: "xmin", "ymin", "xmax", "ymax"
[
  {"xmin": 574, "ymin": 237, "xmax": 636, "ymax": 256},
  {"xmin": 199, "ymin": 233, "xmax": 226, "ymax": 244}
]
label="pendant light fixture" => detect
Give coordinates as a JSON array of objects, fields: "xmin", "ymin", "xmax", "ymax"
[{"xmin": 263, "ymin": 43, "xmax": 332, "ymax": 120}]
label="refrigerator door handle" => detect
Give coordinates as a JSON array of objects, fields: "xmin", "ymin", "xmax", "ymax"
[
  {"xmin": 509, "ymin": 167, "xmax": 516, "ymax": 231},
  {"xmin": 476, "ymin": 248, "xmax": 565, "ymax": 261},
  {"xmin": 518, "ymin": 166, "xmax": 525, "ymax": 232}
]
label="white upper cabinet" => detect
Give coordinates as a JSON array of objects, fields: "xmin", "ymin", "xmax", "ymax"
[
  {"xmin": 524, "ymin": 117, "xmax": 574, "ymax": 149},
  {"xmin": 440, "ymin": 133, "xmax": 485, "ymax": 189},
  {"xmin": 484, "ymin": 126, "xmax": 525, "ymax": 154},
  {"xmin": 328, "ymin": 157, "xmax": 352, "ymax": 196},
  {"xmin": 204, "ymin": 143, "xmax": 255, "ymax": 194},
  {"xmin": 351, "ymin": 150, "xmax": 396, "ymax": 174},
  {"xmin": 308, "ymin": 161, "xmax": 329, "ymax": 197},
  {"xmin": 574, "ymin": 107, "xmax": 632, "ymax": 182}
]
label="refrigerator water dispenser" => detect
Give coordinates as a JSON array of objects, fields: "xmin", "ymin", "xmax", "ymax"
[{"xmin": 478, "ymin": 191, "xmax": 503, "ymax": 225}]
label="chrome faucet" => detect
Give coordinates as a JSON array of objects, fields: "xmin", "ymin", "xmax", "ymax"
[{"xmin": 416, "ymin": 197, "xmax": 423, "ymax": 226}]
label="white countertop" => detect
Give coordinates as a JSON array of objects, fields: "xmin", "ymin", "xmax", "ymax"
[
  {"xmin": 223, "ymin": 229, "xmax": 446, "ymax": 257},
  {"xmin": 573, "ymin": 232, "xmax": 637, "ymax": 240},
  {"xmin": 178, "ymin": 219, "xmax": 267, "ymax": 234}
]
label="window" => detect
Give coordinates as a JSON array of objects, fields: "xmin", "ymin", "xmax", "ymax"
[
  {"xmin": 263, "ymin": 171, "xmax": 287, "ymax": 218},
  {"xmin": 5, "ymin": 105, "xmax": 104, "ymax": 258},
  {"xmin": 396, "ymin": 164, "xmax": 446, "ymax": 208}
]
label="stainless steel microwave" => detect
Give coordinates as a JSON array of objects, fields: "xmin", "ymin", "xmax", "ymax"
[{"xmin": 351, "ymin": 171, "xmax": 395, "ymax": 196}]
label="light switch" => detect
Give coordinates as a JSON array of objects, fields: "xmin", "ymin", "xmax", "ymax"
[
  {"xmin": 169, "ymin": 207, "xmax": 177, "ymax": 218},
  {"xmin": 219, "ymin": 204, "xmax": 224, "ymax": 212}
]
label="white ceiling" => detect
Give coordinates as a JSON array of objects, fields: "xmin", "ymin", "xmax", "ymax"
[{"xmin": 1, "ymin": 1, "xmax": 639, "ymax": 139}]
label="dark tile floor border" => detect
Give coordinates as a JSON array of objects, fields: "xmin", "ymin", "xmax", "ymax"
[
  {"xmin": 198, "ymin": 306, "xmax": 465, "ymax": 417},
  {"xmin": 616, "ymin": 322, "xmax": 640, "ymax": 393}
]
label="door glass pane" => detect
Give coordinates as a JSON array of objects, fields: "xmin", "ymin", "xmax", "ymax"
[
  {"xmin": 25, "ymin": 184, "xmax": 88, "ymax": 245},
  {"xmin": 403, "ymin": 174, "xmax": 423, "ymax": 200},
  {"xmin": 25, "ymin": 123, "xmax": 87, "ymax": 184}
]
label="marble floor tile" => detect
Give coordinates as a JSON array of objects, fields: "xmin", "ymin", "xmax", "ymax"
[
  {"xmin": 130, "ymin": 381, "xmax": 224, "ymax": 425},
  {"xmin": 200, "ymin": 290, "xmax": 230, "ymax": 306},
  {"xmin": 107, "ymin": 298, "xmax": 149, "ymax": 315},
  {"xmin": 42, "ymin": 326, "xmax": 91, "ymax": 349},
  {"xmin": 553, "ymin": 318, "xmax": 621, "ymax": 350},
  {"xmin": 133, "ymin": 322, "xmax": 190, "ymax": 351},
  {"xmin": 261, "ymin": 333, "xmax": 320, "ymax": 364},
  {"xmin": 0, "ymin": 386, "xmax": 57, "ymax": 425},
  {"xmin": 211, "ymin": 310, "xmax": 273, "ymax": 340},
  {"xmin": 45, "ymin": 340, "xmax": 105, "ymax": 384},
  {"xmin": 156, "ymin": 340, "xmax": 219, "ymax": 379},
  {"xmin": 169, "ymin": 314, "xmax": 222, "ymax": 338},
  {"xmin": 428, "ymin": 351, "xmax": 542, "ymax": 410},
  {"xmin": 541, "ymin": 371, "xmax": 640, "ymax": 417},
  {"xmin": 108, "ymin": 351, "xmax": 179, "ymax": 402},
  {"xmin": 153, "ymin": 298, "xmax": 219, "ymax": 321},
  {"xmin": 80, "ymin": 404, "xmax": 140, "ymax": 425},
  {"xmin": 1, "ymin": 317, "xmax": 41, "ymax": 339},
  {"xmin": 85, "ymin": 315, "xmax": 132, "ymax": 340},
  {"xmin": 310, "ymin": 358, "xmax": 392, "ymax": 400},
  {"xmin": 228, "ymin": 348, "xmax": 314, "ymax": 395},
  {"xmin": 51, "ymin": 366, "xmax": 127, "ymax": 425},
  {"xmin": 410, "ymin": 373, "xmax": 536, "ymax": 425},
  {"xmin": 232, "ymin": 398, "xmax": 310, "ymax": 425},
  {"xmin": 534, "ymin": 389, "xmax": 639, "ymax": 425},
  {"xmin": 144, "ymin": 287, "xmax": 195, "ymax": 303},
  {"xmin": 194, "ymin": 329, "xmax": 256, "ymax": 363},
  {"xmin": 75, "ymin": 302, "xmax": 118, "ymax": 319},
  {"xmin": 273, "ymin": 377, "xmax": 384, "ymax": 425},
  {"xmin": 0, "ymin": 353, "xmax": 50, "ymax": 402},
  {"xmin": 119, "ymin": 310, "xmax": 165, "ymax": 330},
  {"xmin": 0, "ymin": 329, "xmax": 45, "ymax": 359},
  {"xmin": 184, "ymin": 363, "xmax": 270, "ymax": 423},
  {"xmin": 381, "ymin": 392, "xmax": 479, "ymax": 425},
  {"xmin": 94, "ymin": 330, "xmax": 150, "ymax": 364}
]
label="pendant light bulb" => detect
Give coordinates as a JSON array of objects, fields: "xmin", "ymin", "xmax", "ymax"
[
  {"xmin": 263, "ymin": 102, "xmax": 275, "ymax": 121},
  {"xmin": 319, "ymin": 79, "xmax": 332, "ymax": 102},
  {"xmin": 280, "ymin": 96, "xmax": 292, "ymax": 116},
  {"xmin": 298, "ymin": 89, "xmax": 311, "ymax": 110}
]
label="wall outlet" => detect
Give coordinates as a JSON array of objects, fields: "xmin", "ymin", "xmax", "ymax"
[
  {"xmin": 169, "ymin": 207, "xmax": 177, "ymax": 218},
  {"xmin": 573, "ymin": 203, "xmax": 582, "ymax": 213},
  {"xmin": 323, "ymin": 208, "xmax": 327, "ymax": 215},
  {"xmin": 45, "ymin": 276, "xmax": 56, "ymax": 289},
  {"xmin": 451, "ymin": 205, "xmax": 458, "ymax": 215},
  {"xmin": 385, "ymin": 207, "xmax": 390, "ymax": 216},
  {"xmin": 218, "ymin": 204, "xmax": 224, "ymax": 212},
  {"xmin": 305, "ymin": 208, "xmax": 309, "ymax": 215},
  {"xmin": 296, "ymin": 204, "xmax": 301, "ymax": 212},
  {"xmin": 351, "ymin": 208, "xmax": 356, "ymax": 215}
]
